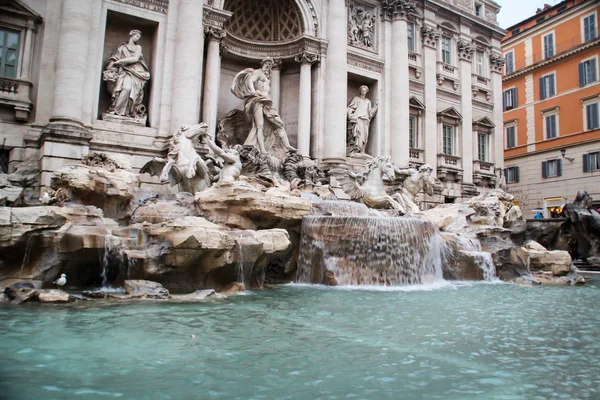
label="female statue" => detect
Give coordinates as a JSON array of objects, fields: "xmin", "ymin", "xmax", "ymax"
[
  {"xmin": 347, "ymin": 85, "xmax": 378, "ymax": 154},
  {"xmin": 103, "ymin": 29, "xmax": 151, "ymax": 119}
]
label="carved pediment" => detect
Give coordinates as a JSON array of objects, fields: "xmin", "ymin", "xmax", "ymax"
[
  {"xmin": 473, "ymin": 116, "xmax": 495, "ymax": 129},
  {"xmin": 409, "ymin": 96, "xmax": 425, "ymax": 110},
  {"xmin": 0, "ymin": 0, "xmax": 42, "ymax": 22},
  {"xmin": 437, "ymin": 107, "xmax": 462, "ymax": 121}
]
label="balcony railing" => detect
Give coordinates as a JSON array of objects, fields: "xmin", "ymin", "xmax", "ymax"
[
  {"xmin": 0, "ymin": 78, "xmax": 19, "ymax": 96},
  {"xmin": 437, "ymin": 153, "xmax": 462, "ymax": 170},
  {"xmin": 409, "ymin": 148, "xmax": 424, "ymax": 164},
  {"xmin": 473, "ymin": 160, "xmax": 495, "ymax": 175},
  {"xmin": 0, "ymin": 77, "xmax": 33, "ymax": 122}
]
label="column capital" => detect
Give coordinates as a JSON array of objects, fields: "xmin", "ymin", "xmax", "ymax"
[
  {"xmin": 205, "ymin": 26, "xmax": 226, "ymax": 42},
  {"xmin": 381, "ymin": 0, "xmax": 417, "ymax": 21},
  {"xmin": 489, "ymin": 52, "xmax": 505, "ymax": 74},
  {"xmin": 458, "ymin": 40, "xmax": 477, "ymax": 62},
  {"xmin": 272, "ymin": 58, "xmax": 283, "ymax": 70},
  {"xmin": 421, "ymin": 25, "xmax": 441, "ymax": 49},
  {"xmin": 294, "ymin": 51, "xmax": 319, "ymax": 65}
]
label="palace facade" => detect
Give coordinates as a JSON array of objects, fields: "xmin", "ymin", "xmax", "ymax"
[
  {"xmin": 502, "ymin": 0, "xmax": 600, "ymax": 216},
  {"xmin": 0, "ymin": 0, "xmax": 505, "ymax": 205}
]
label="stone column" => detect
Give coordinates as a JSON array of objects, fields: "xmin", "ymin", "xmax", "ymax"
[
  {"xmin": 381, "ymin": 8, "xmax": 393, "ymax": 157},
  {"xmin": 39, "ymin": 0, "xmax": 95, "ymax": 187},
  {"xmin": 295, "ymin": 52, "xmax": 318, "ymax": 156},
  {"xmin": 270, "ymin": 59, "xmax": 282, "ymax": 112},
  {"xmin": 422, "ymin": 25, "xmax": 441, "ymax": 177},
  {"xmin": 389, "ymin": 1, "xmax": 414, "ymax": 167},
  {"xmin": 490, "ymin": 52, "xmax": 506, "ymax": 169},
  {"xmin": 170, "ymin": 0, "xmax": 204, "ymax": 132},
  {"xmin": 19, "ymin": 25, "xmax": 34, "ymax": 80},
  {"xmin": 50, "ymin": 0, "xmax": 94, "ymax": 124},
  {"xmin": 201, "ymin": 27, "xmax": 225, "ymax": 138},
  {"xmin": 322, "ymin": 0, "xmax": 347, "ymax": 165},
  {"xmin": 458, "ymin": 40, "xmax": 476, "ymax": 186}
]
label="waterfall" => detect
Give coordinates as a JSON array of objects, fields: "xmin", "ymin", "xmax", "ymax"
[
  {"xmin": 453, "ymin": 235, "xmax": 497, "ymax": 281},
  {"xmin": 297, "ymin": 216, "xmax": 445, "ymax": 286}
]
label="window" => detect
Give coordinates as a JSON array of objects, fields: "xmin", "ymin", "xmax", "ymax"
[
  {"xmin": 585, "ymin": 102, "xmax": 599, "ymax": 130},
  {"xmin": 544, "ymin": 113, "xmax": 558, "ymax": 139},
  {"xmin": 579, "ymin": 58, "xmax": 598, "ymax": 86},
  {"xmin": 0, "ymin": 149, "xmax": 8, "ymax": 174},
  {"xmin": 512, "ymin": 28, "xmax": 521, "ymax": 36},
  {"xmin": 443, "ymin": 125, "xmax": 454, "ymax": 155},
  {"xmin": 506, "ymin": 125, "xmax": 516, "ymax": 149},
  {"xmin": 504, "ymin": 166, "xmax": 519, "ymax": 183},
  {"xmin": 409, "ymin": 116, "xmax": 417, "ymax": 148},
  {"xmin": 477, "ymin": 132, "xmax": 488, "ymax": 161},
  {"xmin": 407, "ymin": 23, "xmax": 415, "ymax": 52},
  {"xmin": 475, "ymin": 51, "xmax": 484, "ymax": 76},
  {"xmin": 543, "ymin": 32, "xmax": 554, "ymax": 59},
  {"xmin": 505, "ymin": 51, "xmax": 514, "ymax": 74},
  {"xmin": 542, "ymin": 159, "xmax": 562, "ymax": 178},
  {"xmin": 475, "ymin": 4, "xmax": 482, "ymax": 17},
  {"xmin": 442, "ymin": 36, "xmax": 452, "ymax": 64},
  {"xmin": 0, "ymin": 28, "xmax": 20, "ymax": 79},
  {"xmin": 583, "ymin": 151, "xmax": 600, "ymax": 172},
  {"xmin": 583, "ymin": 13, "xmax": 597, "ymax": 43},
  {"xmin": 536, "ymin": 16, "xmax": 546, "ymax": 24},
  {"xmin": 539, "ymin": 73, "xmax": 556, "ymax": 99},
  {"xmin": 503, "ymin": 88, "xmax": 517, "ymax": 110}
]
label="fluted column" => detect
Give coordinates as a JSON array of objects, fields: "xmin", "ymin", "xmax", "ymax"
[
  {"xmin": 490, "ymin": 52, "xmax": 506, "ymax": 169},
  {"xmin": 322, "ymin": 0, "xmax": 347, "ymax": 164},
  {"xmin": 270, "ymin": 59, "xmax": 282, "ymax": 112},
  {"xmin": 201, "ymin": 27, "xmax": 225, "ymax": 138},
  {"xmin": 170, "ymin": 0, "xmax": 204, "ymax": 132},
  {"xmin": 458, "ymin": 40, "xmax": 476, "ymax": 185},
  {"xmin": 51, "ymin": 0, "xmax": 94, "ymax": 123},
  {"xmin": 389, "ymin": 1, "xmax": 415, "ymax": 167},
  {"xmin": 295, "ymin": 52, "xmax": 318, "ymax": 156},
  {"xmin": 381, "ymin": 10, "xmax": 393, "ymax": 157},
  {"xmin": 422, "ymin": 25, "xmax": 441, "ymax": 176}
]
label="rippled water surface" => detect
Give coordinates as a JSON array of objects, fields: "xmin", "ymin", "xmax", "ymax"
[{"xmin": 1, "ymin": 281, "xmax": 600, "ymax": 400}]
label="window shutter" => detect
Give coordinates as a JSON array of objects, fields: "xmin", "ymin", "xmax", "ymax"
[
  {"xmin": 503, "ymin": 91, "xmax": 508, "ymax": 110},
  {"xmin": 592, "ymin": 59, "xmax": 598, "ymax": 82},
  {"xmin": 550, "ymin": 75, "xmax": 555, "ymax": 96},
  {"xmin": 583, "ymin": 154, "xmax": 590, "ymax": 172},
  {"xmin": 542, "ymin": 161, "xmax": 548, "ymax": 178},
  {"xmin": 579, "ymin": 62, "xmax": 586, "ymax": 86},
  {"xmin": 557, "ymin": 159, "xmax": 562, "ymax": 177},
  {"xmin": 513, "ymin": 88, "xmax": 518, "ymax": 106},
  {"xmin": 503, "ymin": 168, "xmax": 508, "ymax": 181},
  {"xmin": 587, "ymin": 104, "xmax": 593, "ymax": 130},
  {"xmin": 592, "ymin": 103, "xmax": 599, "ymax": 129},
  {"xmin": 539, "ymin": 77, "xmax": 546, "ymax": 99},
  {"xmin": 515, "ymin": 166, "xmax": 520, "ymax": 183}
]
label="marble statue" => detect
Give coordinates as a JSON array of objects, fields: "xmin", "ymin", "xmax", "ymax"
[
  {"xmin": 392, "ymin": 164, "xmax": 436, "ymax": 214},
  {"xmin": 338, "ymin": 156, "xmax": 407, "ymax": 213},
  {"xmin": 283, "ymin": 151, "xmax": 327, "ymax": 190},
  {"xmin": 140, "ymin": 123, "xmax": 218, "ymax": 193},
  {"xmin": 231, "ymin": 57, "xmax": 296, "ymax": 159},
  {"xmin": 202, "ymin": 135, "xmax": 242, "ymax": 183},
  {"xmin": 494, "ymin": 167, "xmax": 506, "ymax": 191},
  {"xmin": 103, "ymin": 29, "xmax": 151, "ymax": 120},
  {"xmin": 347, "ymin": 85, "xmax": 378, "ymax": 154},
  {"xmin": 348, "ymin": 2, "xmax": 376, "ymax": 49}
]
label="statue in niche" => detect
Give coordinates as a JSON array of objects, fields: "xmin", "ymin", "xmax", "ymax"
[
  {"xmin": 347, "ymin": 85, "xmax": 378, "ymax": 154},
  {"xmin": 494, "ymin": 167, "xmax": 506, "ymax": 191},
  {"xmin": 391, "ymin": 164, "xmax": 436, "ymax": 215},
  {"xmin": 140, "ymin": 123, "xmax": 220, "ymax": 194},
  {"xmin": 348, "ymin": 2, "xmax": 376, "ymax": 49},
  {"xmin": 103, "ymin": 29, "xmax": 151, "ymax": 121},
  {"xmin": 230, "ymin": 57, "xmax": 296, "ymax": 159}
]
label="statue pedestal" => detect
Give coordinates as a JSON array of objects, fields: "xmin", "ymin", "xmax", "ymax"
[
  {"xmin": 102, "ymin": 113, "xmax": 147, "ymax": 127},
  {"xmin": 345, "ymin": 152, "xmax": 373, "ymax": 173}
]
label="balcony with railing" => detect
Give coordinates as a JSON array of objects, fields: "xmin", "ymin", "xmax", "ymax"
[
  {"xmin": 0, "ymin": 77, "xmax": 33, "ymax": 122},
  {"xmin": 473, "ymin": 160, "xmax": 495, "ymax": 175},
  {"xmin": 436, "ymin": 62, "xmax": 459, "ymax": 89},
  {"xmin": 409, "ymin": 148, "xmax": 424, "ymax": 164}
]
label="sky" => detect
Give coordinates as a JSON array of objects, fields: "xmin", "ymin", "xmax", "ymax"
[{"xmin": 496, "ymin": 0, "xmax": 564, "ymax": 29}]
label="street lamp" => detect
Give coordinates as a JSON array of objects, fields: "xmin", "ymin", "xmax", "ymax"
[{"xmin": 560, "ymin": 148, "xmax": 574, "ymax": 162}]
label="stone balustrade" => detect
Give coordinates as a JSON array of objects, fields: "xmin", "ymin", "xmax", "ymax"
[{"xmin": 0, "ymin": 77, "xmax": 33, "ymax": 122}]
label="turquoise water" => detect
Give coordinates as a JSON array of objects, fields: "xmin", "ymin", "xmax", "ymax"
[{"xmin": 1, "ymin": 281, "xmax": 599, "ymax": 400}]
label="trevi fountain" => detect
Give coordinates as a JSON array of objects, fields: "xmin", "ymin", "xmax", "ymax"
[{"xmin": 1, "ymin": 53, "xmax": 600, "ymax": 400}]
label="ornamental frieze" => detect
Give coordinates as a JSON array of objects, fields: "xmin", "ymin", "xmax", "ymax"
[
  {"xmin": 348, "ymin": 1, "xmax": 378, "ymax": 52},
  {"xmin": 111, "ymin": 0, "xmax": 168, "ymax": 14}
]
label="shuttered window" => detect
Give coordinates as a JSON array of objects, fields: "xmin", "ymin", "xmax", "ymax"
[
  {"xmin": 539, "ymin": 74, "xmax": 556, "ymax": 99},
  {"xmin": 442, "ymin": 36, "xmax": 452, "ymax": 64},
  {"xmin": 583, "ymin": 152, "xmax": 600, "ymax": 172},
  {"xmin": 505, "ymin": 51, "xmax": 514, "ymax": 74},
  {"xmin": 545, "ymin": 114, "xmax": 558, "ymax": 139},
  {"xmin": 542, "ymin": 159, "xmax": 562, "ymax": 178},
  {"xmin": 583, "ymin": 13, "xmax": 597, "ymax": 43},
  {"xmin": 0, "ymin": 28, "xmax": 20, "ymax": 79},
  {"xmin": 506, "ymin": 126, "xmax": 516, "ymax": 148},
  {"xmin": 409, "ymin": 116, "xmax": 417, "ymax": 148},
  {"xmin": 586, "ymin": 102, "xmax": 599, "ymax": 130},
  {"xmin": 443, "ymin": 125, "xmax": 454, "ymax": 155},
  {"xmin": 504, "ymin": 166, "xmax": 519, "ymax": 183},
  {"xmin": 543, "ymin": 33, "xmax": 554, "ymax": 59},
  {"xmin": 503, "ymin": 88, "xmax": 518, "ymax": 110},
  {"xmin": 407, "ymin": 23, "xmax": 415, "ymax": 52},
  {"xmin": 579, "ymin": 58, "xmax": 598, "ymax": 86}
]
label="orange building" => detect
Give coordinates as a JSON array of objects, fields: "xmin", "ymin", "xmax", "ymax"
[{"xmin": 501, "ymin": 0, "xmax": 600, "ymax": 217}]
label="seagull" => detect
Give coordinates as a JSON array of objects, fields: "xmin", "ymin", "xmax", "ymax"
[{"xmin": 53, "ymin": 273, "xmax": 67, "ymax": 290}]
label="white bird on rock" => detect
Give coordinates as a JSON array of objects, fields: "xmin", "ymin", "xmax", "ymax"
[{"xmin": 53, "ymin": 273, "xmax": 67, "ymax": 290}]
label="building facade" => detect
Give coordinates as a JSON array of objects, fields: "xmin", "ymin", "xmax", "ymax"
[
  {"xmin": 502, "ymin": 0, "xmax": 600, "ymax": 216},
  {"xmin": 0, "ymin": 0, "xmax": 505, "ymax": 204}
]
